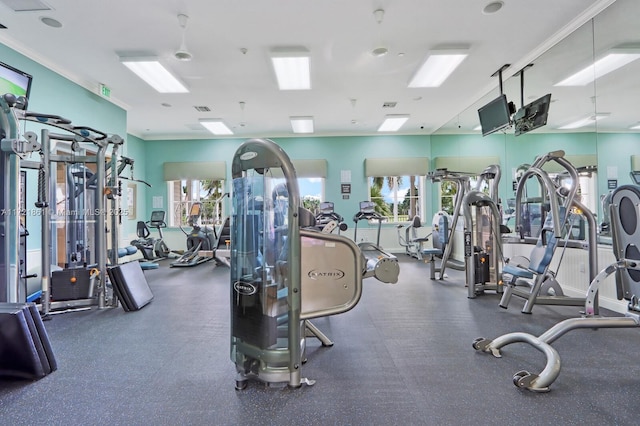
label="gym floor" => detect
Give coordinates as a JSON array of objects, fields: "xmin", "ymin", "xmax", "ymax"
[{"xmin": 1, "ymin": 256, "xmax": 638, "ymax": 425}]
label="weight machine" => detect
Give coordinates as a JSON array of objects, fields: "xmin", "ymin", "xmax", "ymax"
[
  {"xmin": 230, "ymin": 138, "xmax": 397, "ymax": 390},
  {"xmin": 427, "ymin": 169, "xmax": 471, "ymax": 278},
  {"xmin": 473, "ymin": 184, "xmax": 640, "ymax": 392},
  {"xmin": 17, "ymin": 109, "xmax": 127, "ymax": 314},
  {"xmin": 462, "ymin": 164, "xmax": 509, "ymax": 298},
  {"xmin": 1, "ymin": 93, "xmax": 41, "ymax": 303},
  {"xmin": 498, "ymin": 151, "xmax": 598, "ymax": 314}
]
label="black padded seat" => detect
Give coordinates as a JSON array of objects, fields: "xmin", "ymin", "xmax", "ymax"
[
  {"xmin": 0, "ymin": 303, "xmax": 57, "ymax": 380},
  {"xmin": 107, "ymin": 261, "xmax": 154, "ymax": 311}
]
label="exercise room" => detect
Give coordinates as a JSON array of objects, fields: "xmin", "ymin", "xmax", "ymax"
[{"xmin": 1, "ymin": 0, "xmax": 639, "ymax": 424}]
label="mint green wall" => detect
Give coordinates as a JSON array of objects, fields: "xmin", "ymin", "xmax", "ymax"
[
  {"xmin": 141, "ymin": 135, "xmax": 432, "ymax": 224},
  {"xmin": 596, "ymin": 132, "xmax": 640, "ymax": 201},
  {"xmin": 1, "ymin": 43, "xmax": 127, "ymax": 252},
  {"xmin": 140, "ymin": 131, "xmax": 626, "ymax": 225},
  {"xmin": 123, "ymin": 134, "xmax": 147, "ymax": 236}
]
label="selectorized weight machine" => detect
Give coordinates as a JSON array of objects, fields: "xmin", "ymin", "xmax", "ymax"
[
  {"xmin": 498, "ymin": 151, "xmax": 598, "ymax": 314},
  {"xmin": 462, "ymin": 164, "xmax": 510, "ymax": 298},
  {"xmin": 230, "ymin": 138, "xmax": 398, "ymax": 390}
]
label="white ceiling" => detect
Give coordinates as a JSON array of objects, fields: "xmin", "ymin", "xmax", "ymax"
[{"xmin": 0, "ymin": 0, "xmax": 633, "ymax": 140}]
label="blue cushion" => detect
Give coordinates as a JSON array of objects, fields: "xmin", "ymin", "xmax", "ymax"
[
  {"xmin": 422, "ymin": 248, "xmax": 442, "ymax": 256},
  {"xmin": 503, "ymin": 263, "xmax": 534, "ymax": 279},
  {"xmin": 139, "ymin": 262, "xmax": 159, "ymax": 270}
]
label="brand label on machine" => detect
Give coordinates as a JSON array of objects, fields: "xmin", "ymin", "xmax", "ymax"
[
  {"xmin": 239, "ymin": 151, "xmax": 258, "ymax": 160},
  {"xmin": 233, "ymin": 281, "xmax": 258, "ymax": 295},
  {"xmin": 307, "ymin": 269, "xmax": 345, "ymax": 280},
  {"xmin": 464, "ymin": 231, "xmax": 472, "ymax": 257}
]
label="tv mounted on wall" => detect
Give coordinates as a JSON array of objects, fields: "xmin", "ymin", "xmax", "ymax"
[
  {"xmin": 514, "ymin": 93, "xmax": 552, "ymax": 136},
  {"xmin": 0, "ymin": 61, "xmax": 33, "ymax": 99},
  {"xmin": 478, "ymin": 94, "xmax": 512, "ymax": 137}
]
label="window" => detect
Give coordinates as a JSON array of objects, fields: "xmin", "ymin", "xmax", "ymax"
[
  {"xmin": 368, "ymin": 175, "xmax": 424, "ymax": 222},
  {"xmin": 439, "ymin": 181, "xmax": 457, "ymax": 215},
  {"xmin": 167, "ymin": 179, "xmax": 226, "ymax": 227},
  {"xmin": 439, "ymin": 176, "xmax": 488, "ymax": 215},
  {"xmin": 272, "ymin": 177, "xmax": 325, "ymax": 213}
]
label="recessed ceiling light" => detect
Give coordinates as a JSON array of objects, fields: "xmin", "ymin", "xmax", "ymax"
[
  {"xmin": 270, "ymin": 47, "xmax": 311, "ymax": 90},
  {"xmin": 558, "ymin": 113, "xmax": 610, "ymax": 130},
  {"xmin": 199, "ymin": 119, "xmax": 233, "ymax": 135},
  {"xmin": 483, "ymin": 1, "xmax": 504, "ymax": 15},
  {"xmin": 555, "ymin": 47, "xmax": 640, "ymax": 86},
  {"xmin": 408, "ymin": 49, "xmax": 469, "ymax": 88},
  {"xmin": 120, "ymin": 56, "xmax": 189, "ymax": 93},
  {"xmin": 377, "ymin": 115, "xmax": 409, "ymax": 132},
  {"xmin": 290, "ymin": 116, "xmax": 314, "ymax": 134},
  {"xmin": 40, "ymin": 16, "xmax": 62, "ymax": 28}
]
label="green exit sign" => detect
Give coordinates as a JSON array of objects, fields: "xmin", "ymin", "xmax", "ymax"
[{"xmin": 99, "ymin": 83, "xmax": 111, "ymax": 98}]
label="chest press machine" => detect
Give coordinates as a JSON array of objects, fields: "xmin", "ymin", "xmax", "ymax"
[{"xmin": 498, "ymin": 151, "xmax": 598, "ymax": 314}]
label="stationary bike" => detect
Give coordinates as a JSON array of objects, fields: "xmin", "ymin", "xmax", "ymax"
[
  {"xmin": 170, "ymin": 202, "xmax": 216, "ymax": 267},
  {"xmin": 314, "ymin": 201, "xmax": 348, "ymax": 234},
  {"xmin": 131, "ymin": 210, "xmax": 172, "ymax": 261}
]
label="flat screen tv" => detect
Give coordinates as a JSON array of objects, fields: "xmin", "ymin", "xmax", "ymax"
[
  {"xmin": 0, "ymin": 61, "xmax": 33, "ymax": 99},
  {"xmin": 514, "ymin": 93, "xmax": 551, "ymax": 136},
  {"xmin": 478, "ymin": 94, "xmax": 511, "ymax": 137}
]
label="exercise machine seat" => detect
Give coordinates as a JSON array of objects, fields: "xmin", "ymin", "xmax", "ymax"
[
  {"xmin": 503, "ymin": 263, "xmax": 534, "ymax": 279},
  {"xmin": 422, "ymin": 214, "xmax": 449, "ymax": 279}
]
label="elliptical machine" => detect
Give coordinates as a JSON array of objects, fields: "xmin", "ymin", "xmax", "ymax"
[
  {"xmin": 130, "ymin": 210, "xmax": 172, "ymax": 261},
  {"xmin": 170, "ymin": 202, "xmax": 215, "ymax": 267}
]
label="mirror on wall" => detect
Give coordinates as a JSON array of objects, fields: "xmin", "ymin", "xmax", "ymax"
[{"xmin": 432, "ymin": 0, "xmax": 640, "ymax": 235}]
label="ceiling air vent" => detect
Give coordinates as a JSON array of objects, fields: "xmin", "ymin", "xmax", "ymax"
[
  {"xmin": 193, "ymin": 106, "xmax": 211, "ymax": 112},
  {"xmin": 382, "ymin": 102, "xmax": 397, "ymax": 108}
]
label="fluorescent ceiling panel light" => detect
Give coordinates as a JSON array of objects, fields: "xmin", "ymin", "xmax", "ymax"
[
  {"xmin": 377, "ymin": 115, "xmax": 409, "ymax": 132},
  {"xmin": 199, "ymin": 119, "xmax": 233, "ymax": 135},
  {"xmin": 120, "ymin": 57, "xmax": 189, "ymax": 93},
  {"xmin": 270, "ymin": 47, "xmax": 311, "ymax": 90},
  {"xmin": 558, "ymin": 113, "xmax": 610, "ymax": 130},
  {"xmin": 555, "ymin": 48, "xmax": 640, "ymax": 86},
  {"xmin": 630, "ymin": 123, "xmax": 640, "ymax": 130},
  {"xmin": 408, "ymin": 49, "xmax": 468, "ymax": 88},
  {"xmin": 290, "ymin": 116, "xmax": 314, "ymax": 133},
  {"xmin": 2, "ymin": 0, "xmax": 51, "ymax": 12}
]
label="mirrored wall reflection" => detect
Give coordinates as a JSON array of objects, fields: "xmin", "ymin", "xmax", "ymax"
[{"xmin": 431, "ymin": 0, "xmax": 640, "ymax": 233}]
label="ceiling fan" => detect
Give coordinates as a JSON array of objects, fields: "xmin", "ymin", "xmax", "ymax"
[{"xmin": 174, "ymin": 13, "xmax": 193, "ymax": 61}]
